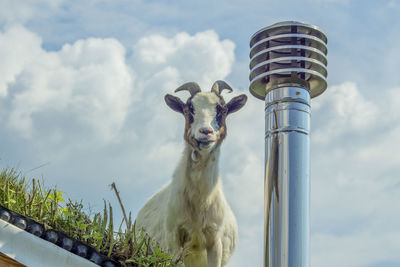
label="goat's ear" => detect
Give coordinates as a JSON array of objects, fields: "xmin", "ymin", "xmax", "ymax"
[
  {"xmin": 165, "ymin": 94, "xmax": 185, "ymax": 114},
  {"xmin": 226, "ymin": 94, "xmax": 247, "ymax": 115}
]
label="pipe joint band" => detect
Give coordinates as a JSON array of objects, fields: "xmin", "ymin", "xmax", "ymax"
[{"xmin": 265, "ymin": 87, "xmax": 310, "ymax": 137}]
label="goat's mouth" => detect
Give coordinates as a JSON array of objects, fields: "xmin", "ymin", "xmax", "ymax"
[{"xmin": 195, "ymin": 138, "xmax": 215, "ymax": 148}]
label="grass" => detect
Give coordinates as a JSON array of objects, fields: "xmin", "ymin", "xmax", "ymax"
[{"xmin": 0, "ymin": 168, "xmax": 182, "ymax": 267}]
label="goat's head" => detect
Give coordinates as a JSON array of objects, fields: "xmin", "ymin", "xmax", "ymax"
[{"xmin": 165, "ymin": 81, "xmax": 247, "ymax": 152}]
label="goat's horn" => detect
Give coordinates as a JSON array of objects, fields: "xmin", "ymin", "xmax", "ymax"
[
  {"xmin": 174, "ymin": 82, "xmax": 201, "ymax": 96},
  {"xmin": 211, "ymin": 80, "xmax": 233, "ymax": 95}
]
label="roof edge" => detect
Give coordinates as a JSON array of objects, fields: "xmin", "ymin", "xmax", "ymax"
[{"xmin": 0, "ymin": 219, "xmax": 98, "ymax": 267}]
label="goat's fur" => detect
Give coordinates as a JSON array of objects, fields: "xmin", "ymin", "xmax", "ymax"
[{"xmin": 135, "ymin": 81, "xmax": 247, "ymax": 267}]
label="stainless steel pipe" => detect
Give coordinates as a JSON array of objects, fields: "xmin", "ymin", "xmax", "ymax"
[{"xmin": 249, "ymin": 21, "xmax": 328, "ymax": 267}]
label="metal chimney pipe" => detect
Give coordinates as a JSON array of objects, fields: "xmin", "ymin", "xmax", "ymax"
[{"xmin": 249, "ymin": 21, "xmax": 328, "ymax": 267}]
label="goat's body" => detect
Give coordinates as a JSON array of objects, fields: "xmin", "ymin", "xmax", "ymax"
[
  {"xmin": 136, "ymin": 82, "xmax": 246, "ymax": 267},
  {"xmin": 136, "ymin": 145, "xmax": 238, "ymax": 267}
]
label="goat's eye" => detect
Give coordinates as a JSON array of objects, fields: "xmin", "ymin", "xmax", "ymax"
[
  {"xmin": 216, "ymin": 104, "xmax": 226, "ymax": 115},
  {"xmin": 184, "ymin": 103, "xmax": 194, "ymax": 115},
  {"xmin": 184, "ymin": 104, "xmax": 194, "ymax": 124}
]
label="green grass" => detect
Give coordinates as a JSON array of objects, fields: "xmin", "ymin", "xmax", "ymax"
[{"xmin": 0, "ymin": 168, "xmax": 182, "ymax": 267}]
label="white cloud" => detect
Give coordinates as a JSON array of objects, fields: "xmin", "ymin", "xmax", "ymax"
[
  {"xmin": 1, "ymin": 26, "xmax": 134, "ymax": 142},
  {"xmin": 312, "ymin": 82, "xmax": 378, "ymax": 143},
  {"xmin": 226, "ymin": 151, "xmax": 263, "ymax": 217},
  {"xmin": 221, "ymin": 95, "xmax": 264, "ymax": 217},
  {"xmin": 310, "ymin": 82, "xmax": 400, "ymax": 267},
  {"xmin": 386, "ymin": 87, "xmax": 400, "ymax": 120},
  {"xmin": 356, "ymin": 125, "xmax": 400, "ymax": 170},
  {"xmin": 0, "ymin": 25, "xmax": 41, "ymax": 97},
  {"xmin": 132, "ymin": 30, "xmax": 235, "ymax": 90},
  {"xmin": 312, "ymin": 83, "xmax": 400, "ymax": 170}
]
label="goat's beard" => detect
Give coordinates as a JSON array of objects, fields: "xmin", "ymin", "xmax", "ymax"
[{"xmin": 196, "ymin": 141, "xmax": 215, "ymax": 153}]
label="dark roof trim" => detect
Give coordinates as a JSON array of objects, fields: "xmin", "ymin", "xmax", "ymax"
[{"xmin": 0, "ymin": 205, "xmax": 119, "ymax": 267}]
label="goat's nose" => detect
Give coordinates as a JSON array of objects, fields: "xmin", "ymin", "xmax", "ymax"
[{"xmin": 199, "ymin": 127, "xmax": 214, "ymax": 135}]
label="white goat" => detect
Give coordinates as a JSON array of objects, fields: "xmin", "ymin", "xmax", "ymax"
[{"xmin": 135, "ymin": 81, "xmax": 247, "ymax": 267}]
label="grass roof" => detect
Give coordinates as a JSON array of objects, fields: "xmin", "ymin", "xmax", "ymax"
[{"xmin": 0, "ymin": 168, "xmax": 181, "ymax": 267}]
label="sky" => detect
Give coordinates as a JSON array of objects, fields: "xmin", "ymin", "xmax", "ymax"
[{"xmin": 0, "ymin": 0, "xmax": 400, "ymax": 266}]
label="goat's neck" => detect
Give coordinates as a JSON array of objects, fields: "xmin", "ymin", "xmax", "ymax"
[{"xmin": 178, "ymin": 143, "xmax": 221, "ymax": 200}]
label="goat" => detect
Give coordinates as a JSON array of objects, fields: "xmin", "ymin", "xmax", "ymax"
[{"xmin": 135, "ymin": 81, "xmax": 247, "ymax": 267}]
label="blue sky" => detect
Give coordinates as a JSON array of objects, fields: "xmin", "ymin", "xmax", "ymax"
[{"xmin": 1, "ymin": 0, "xmax": 400, "ymax": 266}]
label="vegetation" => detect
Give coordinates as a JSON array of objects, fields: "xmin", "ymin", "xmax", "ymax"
[{"xmin": 0, "ymin": 168, "xmax": 182, "ymax": 267}]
